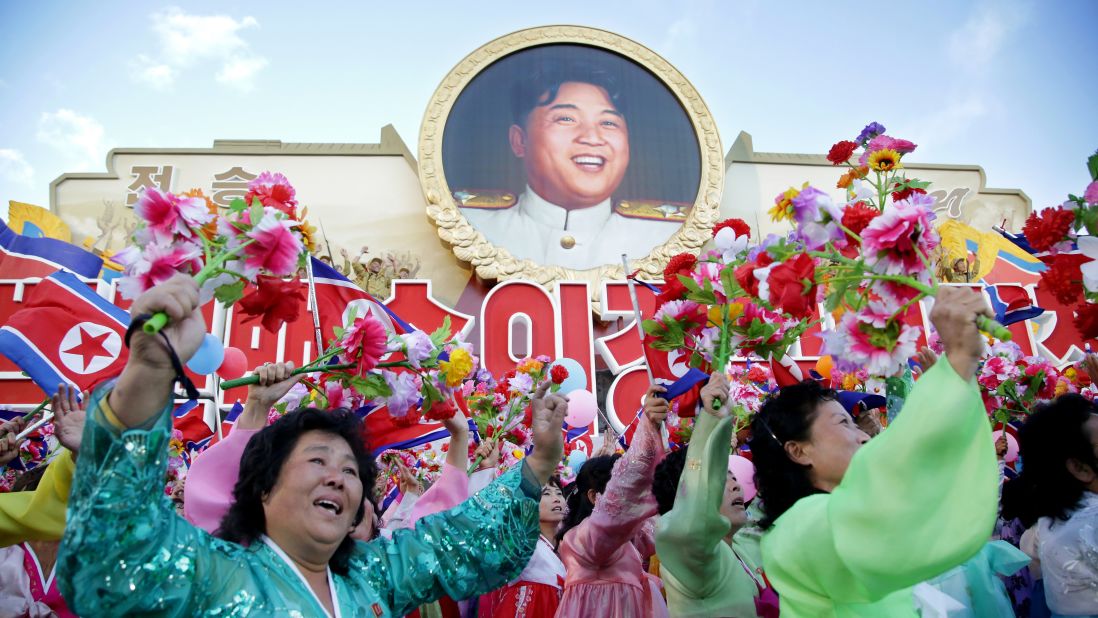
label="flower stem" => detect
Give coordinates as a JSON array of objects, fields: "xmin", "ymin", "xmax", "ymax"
[
  {"xmin": 220, "ymin": 362, "xmax": 354, "ymax": 389},
  {"xmin": 142, "ymin": 240, "xmax": 255, "ymax": 334}
]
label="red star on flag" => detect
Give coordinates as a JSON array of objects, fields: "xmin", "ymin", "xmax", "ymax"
[{"xmin": 62, "ymin": 326, "xmax": 112, "ymax": 372}]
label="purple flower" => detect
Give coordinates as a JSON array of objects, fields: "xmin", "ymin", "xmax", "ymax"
[
  {"xmin": 1085, "ymin": 180, "xmax": 1098, "ymax": 205},
  {"xmin": 509, "ymin": 372, "xmax": 534, "ymax": 395},
  {"xmin": 382, "ymin": 370, "xmax": 422, "ymax": 417},
  {"xmin": 792, "ymin": 187, "xmax": 845, "ymax": 250},
  {"xmin": 855, "ymin": 122, "xmax": 886, "ymax": 146},
  {"xmin": 400, "ymin": 330, "xmax": 434, "ymax": 369}
]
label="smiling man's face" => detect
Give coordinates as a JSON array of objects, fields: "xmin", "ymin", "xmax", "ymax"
[{"xmin": 509, "ymin": 81, "xmax": 630, "ymax": 210}]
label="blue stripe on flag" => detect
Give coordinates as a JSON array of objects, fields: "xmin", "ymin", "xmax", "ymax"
[
  {"xmin": 0, "ymin": 327, "xmax": 72, "ymax": 395},
  {"xmin": 0, "ymin": 219, "xmax": 103, "ymax": 278},
  {"xmin": 173, "ymin": 399, "xmax": 200, "ymax": 418},
  {"xmin": 310, "ymin": 256, "xmax": 415, "ymax": 333},
  {"xmin": 48, "ymin": 271, "xmax": 131, "ymax": 327}
]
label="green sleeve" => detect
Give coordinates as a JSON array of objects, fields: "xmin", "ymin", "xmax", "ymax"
[
  {"xmin": 0, "ymin": 449, "xmax": 74, "ymax": 544},
  {"xmin": 762, "ymin": 359, "xmax": 999, "ymax": 606},
  {"xmin": 57, "ymin": 382, "xmax": 243, "ymax": 616},
  {"xmin": 353, "ymin": 463, "xmax": 541, "ymax": 615},
  {"xmin": 656, "ymin": 411, "xmax": 738, "ymax": 599}
]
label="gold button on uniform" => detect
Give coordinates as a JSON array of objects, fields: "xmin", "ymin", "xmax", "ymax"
[{"xmin": 560, "ymin": 235, "xmax": 576, "ymax": 249}]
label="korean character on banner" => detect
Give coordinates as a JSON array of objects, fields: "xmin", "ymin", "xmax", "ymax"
[
  {"xmin": 210, "ymin": 167, "xmax": 258, "ymax": 208},
  {"xmin": 125, "ymin": 165, "xmax": 175, "ymax": 205}
]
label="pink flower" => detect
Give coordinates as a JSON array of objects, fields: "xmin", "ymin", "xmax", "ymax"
[
  {"xmin": 135, "ymin": 187, "xmax": 214, "ymax": 242},
  {"xmin": 339, "ymin": 313, "xmax": 389, "ymax": 376},
  {"xmin": 654, "ymin": 299, "xmax": 705, "ymax": 325},
  {"xmin": 243, "ymin": 212, "xmax": 303, "ymax": 276},
  {"xmin": 979, "ymin": 356, "xmax": 1019, "ymax": 390},
  {"xmin": 245, "ymin": 172, "xmax": 298, "ymax": 217},
  {"xmin": 1085, "ymin": 180, "xmax": 1098, "ymax": 205},
  {"xmin": 861, "ymin": 193, "xmax": 939, "ymax": 278},
  {"xmin": 324, "ymin": 380, "xmax": 357, "ymax": 409},
  {"xmin": 119, "ymin": 241, "xmax": 203, "ymax": 299},
  {"xmin": 822, "ymin": 302, "xmax": 921, "ymax": 376},
  {"xmin": 859, "ymin": 134, "xmax": 918, "ymax": 164},
  {"xmin": 691, "ymin": 262, "xmax": 727, "ymax": 302}
]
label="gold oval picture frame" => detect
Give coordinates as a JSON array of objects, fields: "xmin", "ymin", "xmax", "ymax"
[{"xmin": 418, "ymin": 25, "xmax": 724, "ymax": 289}]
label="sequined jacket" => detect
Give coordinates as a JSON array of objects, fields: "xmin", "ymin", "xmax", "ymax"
[{"xmin": 56, "ymin": 383, "xmax": 542, "ymax": 617}]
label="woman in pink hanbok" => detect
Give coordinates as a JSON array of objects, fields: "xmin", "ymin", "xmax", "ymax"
[{"xmin": 553, "ymin": 385, "xmax": 669, "ymax": 618}]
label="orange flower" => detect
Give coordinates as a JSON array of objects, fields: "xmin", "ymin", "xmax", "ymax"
[{"xmin": 836, "ymin": 166, "xmax": 869, "ymax": 189}]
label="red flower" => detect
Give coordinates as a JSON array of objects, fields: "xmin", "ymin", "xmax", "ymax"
[
  {"xmin": 550, "ymin": 364, "xmax": 569, "ymax": 384},
  {"xmin": 765, "ymin": 253, "xmax": 818, "ymax": 318},
  {"xmin": 712, "ymin": 218, "xmax": 751, "ymax": 239},
  {"xmin": 392, "ymin": 408, "xmax": 422, "ymax": 428},
  {"xmin": 238, "ymin": 276, "xmax": 305, "ymax": 333},
  {"xmin": 423, "ymin": 399, "xmax": 456, "ymax": 422},
  {"xmin": 659, "ymin": 253, "xmax": 698, "ymax": 305},
  {"xmin": 734, "ymin": 253, "xmax": 773, "ymax": 297},
  {"xmin": 1074, "ymin": 302, "xmax": 1098, "ymax": 341},
  {"xmin": 891, "ymin": 184, "xmax": 927, "ymax": 202},
  {"xmin": 1040, "ymin": 253, "xmax": 1092, "ymax": 304},
  {"xmin": 841, "ymin": 202, "xmax": 880, "ymax": 239},
  {"xmin": 745, "ymin": 365, "xmax": 769, "ymax": 383},
  {"xmin": 339, "ymin": 313, "xmax": 389, "ymax": 376},
  {"xmin": 827, "ymin": 140, "xmax": 858, "ymax": 165},
  {"xmin": 1023, "ymin": 207, "xmax": 1075, "ymax": 252}
]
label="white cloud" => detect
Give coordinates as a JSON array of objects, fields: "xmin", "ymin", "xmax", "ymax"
[
  {"xmin": 0, "ymin": 149, "xmax": 34, "ymax": 186},
  {"xmin": 133, "ymin": 6, "xmax": 267, "ymax": 90},
  {"xmin": 36, "ymin": 109, "xmax": 108, "ymax": 171},
  {"xmin": 131, "ymin": 54, "xmax": 176, "ymax": 90},
  {"xmin": 216, "ymin": 55, "xmax": 268, "ymax": 91},
  {"xmin": 948, "ymin": 1, "xmax": 1029, "ymax": 69}
]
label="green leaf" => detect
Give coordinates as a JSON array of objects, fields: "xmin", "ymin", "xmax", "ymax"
[
  {"xmin": 229, "ymin": 198, "xmax": 247, "ymax": 214},
  {"xmin": 1087, "ymin": 151, "xmax": 1098, "ymax": 181},
  {"xmin": 250, "ymin": 200, "xmax": 264, "ymax": 228},
  {"xmin": 214, "ymin": 280, "xmax": 246, "ymax": 305},
  {"xmin": 429, "ymin": 316, "xmax": 452, "ymax": 347},
  {"xmin": 678, "ymin": 274, "xmax": 703, "ymax": 295}
]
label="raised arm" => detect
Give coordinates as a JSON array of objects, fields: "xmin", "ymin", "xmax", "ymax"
[
  {"xmin": 657, "ymin": 373, "xmax": 739, "ymax": 598},
  {"xmin": 184, "ymin": 362, "xmax": 301, "ymax": 532},
  {"xmin": 57, "ymin": 277, "xmax": 243, "ymax": 615},
  {"xmin": 764, "ymin": 287, "xmax": 999, "ymax": 603},
  {"xmin": 354, "ymin": 378, "xmax": 568, "ymax": 615},
  {"xmin": 409, "ymin": 409, "xmax": 471, "ymax": 523},
  {"xmin": 569, "ymin": 385, "xmax": 666, "ymax": 567}
]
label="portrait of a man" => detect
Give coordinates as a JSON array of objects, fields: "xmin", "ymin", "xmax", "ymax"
[{"xmin": 442, "ymin": 45, "xmax": 701, "ymax": 270}]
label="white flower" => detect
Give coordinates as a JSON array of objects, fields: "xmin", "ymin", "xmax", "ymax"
[{"xmin": 1079, "ymin": 235, "xmax": 1098, "ymax": 293}]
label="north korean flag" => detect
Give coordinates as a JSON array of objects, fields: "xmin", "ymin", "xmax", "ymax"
[
  {"xmin": 0, "ymin": 271, "xmax": 129, "ymax": 395},
  {"xmin": 309, "ymin": 257, "xmax": 409, "ymax": 347},
  {"xmin": 0, "ymin": 219, "xmax": 102, "ymax": 279},
  {"xmin": 362, "ymin": 405, "xmax": 449, "ymax": 457}
]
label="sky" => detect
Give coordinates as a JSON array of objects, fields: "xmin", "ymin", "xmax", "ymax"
[{"xmin": 0, "ymin": 0, "xmax": 1095, "ymax": 220}]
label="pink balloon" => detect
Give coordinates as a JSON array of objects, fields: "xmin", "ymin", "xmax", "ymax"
[
  {"xmin": 728, "ymin": 455, "xmax": 757, "ymax": 502},
  {"xmin": 218, "ymin": 347, "xmax": 248, "ymax": 380},
  {"xmin": 992, "ymin": 430, "xmax": 1019, "ymax": 464},
  {"xmin": 564, "ymin": 389, "xmax": 598, "ymax": 427}
]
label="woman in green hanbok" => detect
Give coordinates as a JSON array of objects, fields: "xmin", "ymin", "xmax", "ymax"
[
  {"xmin": 748, "ymin": 287, "xmax": 1001, "ymax": 617},
  {"xmin": 56, "ymin": 274, "xmax": 569, "ymax": 617}
]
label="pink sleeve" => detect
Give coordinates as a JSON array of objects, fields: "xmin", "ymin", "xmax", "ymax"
[
  {"xmin": 182, "ymin": 428, "xmax": 260, "ymax": 533},
  {"xmin": 568, "ymin": 419, "xmax": 665, "ymax": 568},
  {"xmin": 630, "ymin": 515, "xmax": 658, "ymax": 561},
  {"xmin": 409, "ymin": 462, "xmax": 470, "ymax": 524}
]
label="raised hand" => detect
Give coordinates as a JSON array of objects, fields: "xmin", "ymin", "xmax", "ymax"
[
  {"xmin": 930, "ymin": 287, "xmax": 993, "ymax": 381},
  {"xmin": 642, "ymin": 384, "xmax": 669, "ymax": 425},
  {"xmin": 0, "ymin": 416, "xmax": 26, "ymax": 467},
  {"xmin": 52, "ymin": 385, "xmax": 88, "ymax": 457},
  {"xmin": 397, "ymin": 462, "xmax": 423, "ymax": 496},
  {"xmin": 526, "ymin": 380, "xmax": 569, "ymax": 485},
  {"xmin": 1084, "ymin": 353, "xmax": 1098, "ymax": 385},
  {"xmin": 699, "ymin": 372, "xmax": 731, "ymax": 418},
  {"xmin": 240, "ymin": 362, "xmax": 303, "ymax": 430},
  {"xmin": 474, "ymin": 439, "xmax": 501, "ymax": 470},
  {"xmin": 914, "ymin": 347, "xmax": 938, "ymax": 374}
]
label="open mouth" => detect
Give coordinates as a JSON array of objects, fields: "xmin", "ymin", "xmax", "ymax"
[
  {"xmin": 551, "ymin": 505, "xmax": 564, "ymax": 513},
  {"xmin": 730, "ymin": 498, "xmax": 745, "ymax": 508},
  {"xmin": 314, "ymin": 499, "xmax": 343, "ymax": 516},
  {"xmin": 572, "ymin": 155, "xmax": 606, "ymax": 171}
]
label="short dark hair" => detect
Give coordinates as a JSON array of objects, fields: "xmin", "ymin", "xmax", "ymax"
[
  {"xmin": 749, "ymin": 380, "xmax": 838, "ymax": 529},
  {"xmin": 652, "ymin": 448, "xmax": 687, "ymax": 515},
  {"xmin": 556, "ymin": 454, "xmax": 619, "ymax": 544},
  {"xmin": 1004, "ymin": 395, "xmax": 1098, "ymax": 526},
  {"xmin": 510, "ymin": 59, "xmax": 624, "ymax": 127},
  {"xmin": 216, "ymin": 408, "xmax": 377, "ymax": 575}
]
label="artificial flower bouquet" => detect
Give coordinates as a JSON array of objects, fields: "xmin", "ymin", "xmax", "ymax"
[
  {"xmin": 117, "ymin": 172, "xmax": 313, "ymax": 334},
  {"xmin": 978, "ymin": 341, "xmax": 1083, "ymax": 425},
  {"xmin": 1026, "ymin": 152, "xmax": 1098, "ymax": 338}
]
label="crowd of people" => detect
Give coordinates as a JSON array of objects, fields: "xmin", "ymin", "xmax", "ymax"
[{"xmin": 0, "ymin": 279, "xmax": 1095, "ymax": 617}]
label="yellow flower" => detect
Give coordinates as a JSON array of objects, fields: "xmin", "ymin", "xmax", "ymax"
[
  {"xmin": 1054, "ymin": 378, "xmax": 1071, "ymax": 397},
  {"xmin": 440, "ymin": 348, "xmax": 474, "ymax": 387},
  {"xmin": 169, "ymin": 438, "xmax": 184, "ymax": 456},
  {"xmin": 868, "ymin": 149, "xmax": 902, "ymax": 172},
  {"xmin": 708, "ymin": 302, "xmax": 743, "ymax": 326},
  {"xmin": 769, "ymin": 186, "xmax": 801, "ymax": 223},
  {"xmin": 297, "ymin": 206, "xmax": 319, "ymax": 253},
  {"xmin": 842, "ymin": 374, "xmax": 861, "ymax": 390}
]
